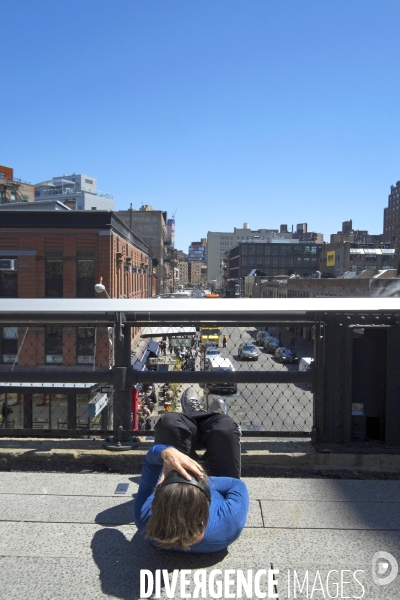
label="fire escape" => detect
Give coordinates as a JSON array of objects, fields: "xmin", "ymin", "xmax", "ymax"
[{"xmin": 0, "ymin": 177, "xmax": 28, "ymax": 204}]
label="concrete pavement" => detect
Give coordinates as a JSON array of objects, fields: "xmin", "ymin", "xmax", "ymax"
[{"xmin": 1, "ymin": 470, "xmax": 400, "ymax": 599}]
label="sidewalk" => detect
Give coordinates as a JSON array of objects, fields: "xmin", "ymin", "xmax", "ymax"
[{"xmin": 1, "ymin": 470, "xmax": 400, "ymax": 599}]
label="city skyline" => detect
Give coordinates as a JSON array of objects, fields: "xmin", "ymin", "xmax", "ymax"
[{"xmin": 2, "ymin": 0, "xmax": 400, "ymax": 252}]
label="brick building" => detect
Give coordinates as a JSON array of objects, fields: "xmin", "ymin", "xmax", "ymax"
[
  {"xmin": 0, "ymin": 165, "xmax": 35, "ymax": 205},
  {"xmin": 0, "ymin": 210, "xmax": 152, "ymax": 430},
  {"xmin": 116, "ymin": 205, "xmax": 170, "ymax": 295},
  {"xmin": 383, "ymin": 180, "xmax": 400, "ymax": 252},
  {"xmin": 177, "ymin": 260, "xmax": 204, "ymax": 286},
  {"xmin": 319, "ymin": 241, "xmax": 397, "ymax": 278}
]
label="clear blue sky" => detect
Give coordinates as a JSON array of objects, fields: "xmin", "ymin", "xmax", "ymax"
[{"xmin": 2, "ymin": 0, "xmax": 400, "ymax": 253}]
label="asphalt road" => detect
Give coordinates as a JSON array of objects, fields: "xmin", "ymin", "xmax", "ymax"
[{"xmin": 203, "ymin": 325, "xmax": 313, "ymax": 434}]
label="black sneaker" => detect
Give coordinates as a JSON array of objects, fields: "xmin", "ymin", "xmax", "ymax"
[
  {"xmin": 208, "ymin": 398, "xmax": 228, "ymax": 415},
  {"xmin": 181, "ymin": 387, "xmax": 206, "ymax": 414}
]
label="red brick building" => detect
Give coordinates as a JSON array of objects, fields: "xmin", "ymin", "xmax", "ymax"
[{"xmin": 0, "ymin": 210, "xmax": 153, "ymax": 430}]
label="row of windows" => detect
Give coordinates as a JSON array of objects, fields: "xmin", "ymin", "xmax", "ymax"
[
  {"xmin": 242, "ymin": 257, "xmax": 318, "ymax": 267},
  {"xmin": 1, "ymin": 326, "xmax": 96, "ymax": 365},
  {"xmin": 241, "ymin": 245, "xmax": 320, "ymax": 256},
  {"xmin": 0, "ymin": 392, "xmax": 104, "ymax": 431},
  {"xmin": 0, "ymin": 260, "xmax": 96, "ymax": 298}
]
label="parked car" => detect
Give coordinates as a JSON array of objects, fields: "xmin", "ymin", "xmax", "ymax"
[
  {"xmin": 255, "ymin": 330, "xmax": 273, "ymax": 346},
  {"xmin": 275, "ymin": 347, "xmax": 298, "ymax": 364},
  {"xmin": 238, "ymin": 342, "xmax": 259, "ymax": 361},
  {"xmin": 264, "ymin": 337, "xmax": 280, "ymax": 353}
]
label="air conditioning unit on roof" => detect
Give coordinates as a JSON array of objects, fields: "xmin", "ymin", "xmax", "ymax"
[{"xmin": 0, "ymin": 259, "xmax": 17, "ymax": 271}]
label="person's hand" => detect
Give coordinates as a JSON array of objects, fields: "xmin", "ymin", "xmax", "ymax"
[{"xmin": 159, "ymin": 447, "xmax": 204, "ymax": 484}]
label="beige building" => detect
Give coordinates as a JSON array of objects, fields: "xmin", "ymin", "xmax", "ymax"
[{"xmin": 177, "ymin": 261, "xmax": 203, "ymax": 286}]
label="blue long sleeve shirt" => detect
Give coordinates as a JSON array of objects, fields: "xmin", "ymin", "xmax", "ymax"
[{"xmin": 134, "ymin": 444, "xmax": 249, "ymax": 553}]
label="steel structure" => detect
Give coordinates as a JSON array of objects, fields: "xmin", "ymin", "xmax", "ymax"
[{"xmin": 0, "ymin": 298, "xmax": 399, "ymax": 450}]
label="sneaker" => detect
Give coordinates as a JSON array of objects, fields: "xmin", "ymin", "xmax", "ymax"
[
  {"xmin": 208, "ymin": 398, "xmax": 228, "ymax": 415},
  {"xmin": 181, "ymin": 387, "xmax": 206, "ymax": 414}
]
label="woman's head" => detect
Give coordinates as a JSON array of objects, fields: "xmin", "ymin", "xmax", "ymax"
[{"xmin": 145, "ymin": 469, "xmax": 210, "ymax": 550}]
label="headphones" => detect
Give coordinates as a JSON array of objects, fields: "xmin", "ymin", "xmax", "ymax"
[{"xmin": 160, "ymin": 476, "xmax": 211, "ymax": 502}]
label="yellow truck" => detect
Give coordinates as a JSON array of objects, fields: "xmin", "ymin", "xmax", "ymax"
[{"xmin": 200, "ymin": 326, "xmax": 221, "ymax": 346}]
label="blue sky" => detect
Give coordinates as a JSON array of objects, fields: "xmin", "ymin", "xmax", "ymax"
[{"xmin": 2, "ymin": 0, "xmax": 400, "ymax": 252}]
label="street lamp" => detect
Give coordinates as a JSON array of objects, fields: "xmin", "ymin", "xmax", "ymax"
[{"xmin": 94, "ymin": 277, "xmax": 110, "ymax": 298}]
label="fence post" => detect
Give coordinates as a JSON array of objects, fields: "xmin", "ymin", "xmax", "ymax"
[{"xmin": 112, "ymin": 320, "xmax": 132, "ymax": 432}]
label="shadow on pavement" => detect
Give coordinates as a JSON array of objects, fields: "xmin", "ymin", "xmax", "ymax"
[{"xmin": 91, "ymin": 528, "xmax": 228, "ymax": 600}]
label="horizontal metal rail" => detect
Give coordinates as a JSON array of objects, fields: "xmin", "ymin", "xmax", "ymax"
[
  {"xmin": 0, "ymin": 429, "xmax": 312, "ymax": 439},
  {"xmin": 0, "ymin": 368, "xmax": 311, "ymax": 386}
]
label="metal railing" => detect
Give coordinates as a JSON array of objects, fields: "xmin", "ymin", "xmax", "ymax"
[{"xmin": 0, "ymin": 298, "xmax": 399, "ymax": 449}]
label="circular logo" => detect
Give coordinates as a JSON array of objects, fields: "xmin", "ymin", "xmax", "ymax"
[{"xmin": 372, "ymin": 552, "xmax": 398, "ymax": 586}]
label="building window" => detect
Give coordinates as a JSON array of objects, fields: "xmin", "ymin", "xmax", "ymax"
[
  {"xmin": 77, "ymin": 260, "xmax": 95, "ymax": 298},
  {"xmin": 45, "ymin": 326, "xmax": 63, "ymax": 364},
  {"xmin": 77, "ymin": 327, "xmax": 95, "ymax": 364},
  {"xmin": 45, "ymin": 260, "xmax": 63, "ymax": 297},
  {"xmin": 272, "ymin": 246, "xmax": 279, "ymax": 255},
  {"xmin": 2, "ymin": 327, "xmax": 18, "ymax": 364},
  {"xmin": 257, "ymin": 257, "xmax": 263, "ymax": 265},
  {"xmin": 248, "ymin": 245, "xmax": 255, "ymax": 255},
  {"xmin": 0, "ymin": 272, "xmax": 17, "ymax": 297},
  {"xmin": 273, "ymin": 258, "xmax": 278, "ymax": 266},
  {"xmin": 242, "ymin": 257, "xmax": 247, "ymax": 266},
  {"xmin": 265, "ymin": 246, "xmax": 271, "ymax": 256},
  {"xmin": 287, "ymin": 258, "xmax": 294, "ymax": 267}
]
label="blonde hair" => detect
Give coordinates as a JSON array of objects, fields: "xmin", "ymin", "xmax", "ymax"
[{"xmin": 145, "ymin": 470, "xmax": 210, "ymax": 550}]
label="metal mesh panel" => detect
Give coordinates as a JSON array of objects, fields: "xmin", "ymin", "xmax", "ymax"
[
  {"xmin": 0, "ymin": 319, "xmax": 313, "ymax": 437},
  {"xmin": 136, "ymin": 324, "xmax": 313, "ymax": 436}
]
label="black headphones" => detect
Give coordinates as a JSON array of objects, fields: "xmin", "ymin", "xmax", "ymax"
[{"xmin": 160, "ymin": 476, "xmax": 211, "ymax": 502}]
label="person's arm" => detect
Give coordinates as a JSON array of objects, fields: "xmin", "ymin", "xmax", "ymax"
[
  {"xmin": 133, "ymin": 445, "xmax": 204, "ymax": 529},
  {"xmin": 210, "ymin": 477, "xmax": 249, "ymax": 538}
]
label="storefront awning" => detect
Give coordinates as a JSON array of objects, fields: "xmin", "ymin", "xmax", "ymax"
[{"xmin": 141, "ymin": 326, "xmax": 196, "ymax": 339}]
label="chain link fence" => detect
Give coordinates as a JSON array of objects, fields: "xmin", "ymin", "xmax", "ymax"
[{"xmin": 0, "ymin": 314, "xmax": 313, "ymax": 437}]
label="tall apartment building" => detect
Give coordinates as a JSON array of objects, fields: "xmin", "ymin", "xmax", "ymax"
[
  {"xmin": 188, "ymin": 238, "xmax": 207, "ymax": 263},
  {"xmin": 383, "ymin": 180, "xmax": 400, "ymax": 251},
  {"xmin": 177, "ymin": 261, "xmax": 204, "ymax": 286},
  {"xmin": 0, "ymin": 210, "xmax": 152, "ymax": 430},
  {"xmin": 34, "ymin": 173, "xmax": 114, "ymax": 211},
  {"xmin": 116, "ymin": 205, "xmax": 170, "ymax": 295},
  {"xmin": 0, "ymin": 165, "xmax": 35, "ymax": 205}
]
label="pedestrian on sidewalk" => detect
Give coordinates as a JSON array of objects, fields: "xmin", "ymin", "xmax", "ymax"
[
  {"xmin": 222, "ymin": 334, "xmax": 227, "ymax": 348},
  {"xmin": 134, "ymin": 388, "xmax": 248, "ymax": 553}
]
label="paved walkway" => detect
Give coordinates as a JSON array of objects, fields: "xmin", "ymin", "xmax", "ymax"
[{"xmin": 1, "ymin": 471, "xmax": 400, "ymax": 599}]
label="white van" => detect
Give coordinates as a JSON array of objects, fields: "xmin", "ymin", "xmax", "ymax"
[{"xmin": 206, "ymin": 356, "xmax": 237, "ymax": 394}]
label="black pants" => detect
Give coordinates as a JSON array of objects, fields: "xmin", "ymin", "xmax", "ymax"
[{"xmin": 154, "ymin": 411, "xmax": 241, "ymax": 479}]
